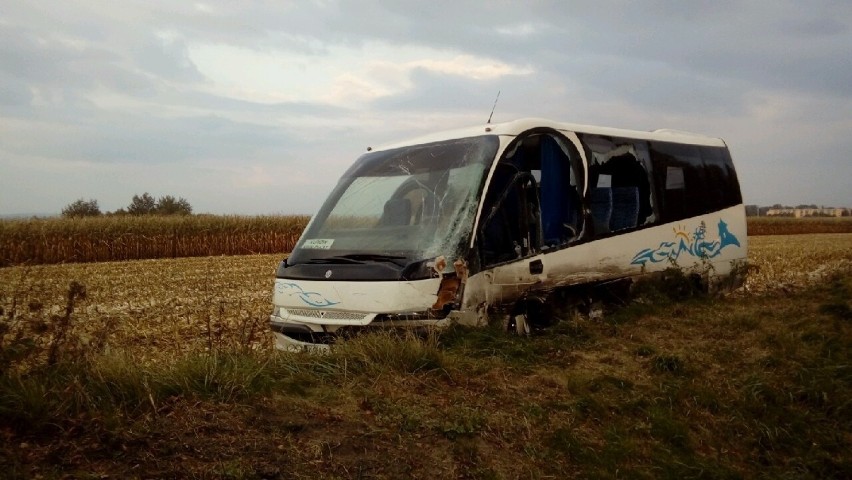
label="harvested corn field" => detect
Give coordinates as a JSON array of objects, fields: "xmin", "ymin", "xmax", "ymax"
[
  {"xmin": 0, "ymin": 234, "xmax": 850, "ymax": 478},
  {"xmin": 1, "ymin": 235, "xmax": 850, "ymax": 364}
]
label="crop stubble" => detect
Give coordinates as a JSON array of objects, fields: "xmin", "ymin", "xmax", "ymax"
[{"xmin": 1, "ymin": 234, "xmax": 850, "ymax": 362}]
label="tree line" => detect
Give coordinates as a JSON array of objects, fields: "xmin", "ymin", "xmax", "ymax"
[{"xmin": 61, "ymin": 193, "xmax": 193, "ymax": 218}]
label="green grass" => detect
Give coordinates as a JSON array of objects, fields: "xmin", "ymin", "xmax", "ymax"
[{"xmin": 1, "ymin": 268, "xmax": 849, "ymax": 478}]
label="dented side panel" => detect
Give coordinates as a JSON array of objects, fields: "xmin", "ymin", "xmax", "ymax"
[{"xmin": 461, "ymin": 205, "xmax": 748, "ymax": 311}]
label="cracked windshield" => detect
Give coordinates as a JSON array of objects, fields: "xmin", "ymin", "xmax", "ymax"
[{"xmin": 290, "ymin": 136, "xmax": 499, "ymax": 263}]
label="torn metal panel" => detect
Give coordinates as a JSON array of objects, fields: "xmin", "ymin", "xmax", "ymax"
[
  {"xmin": 432, "ymin": 276, "xmax": 462, "ymax": 311},
  {"xmin": 431, "ymin": 258, "xmax": 470, "ymax": 311}
]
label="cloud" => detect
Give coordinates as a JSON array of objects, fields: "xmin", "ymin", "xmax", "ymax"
[
  {"xmin": 1, "ymin": 0, "xmax": 851, "ymax": 216},
  {"xmin": 0, "ymin": 111, "xmax": 296, "ymax": 163},
  {"xmin": 0, "ymin": 74, "xmax": 33, "ymax": 106}
]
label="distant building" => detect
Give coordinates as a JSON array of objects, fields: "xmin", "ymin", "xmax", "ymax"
[{"xmin": 765, "ymin": 207, "xmax": 848, "ymax": 218}]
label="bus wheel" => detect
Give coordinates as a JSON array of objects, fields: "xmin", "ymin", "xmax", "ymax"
[
  {"xmin": 508, "ymin": 297, "xmax": 551, "ymax": 335},
  {"xmin": 507, "ymin": 312, "xmax": 532, "ymax": 335}
]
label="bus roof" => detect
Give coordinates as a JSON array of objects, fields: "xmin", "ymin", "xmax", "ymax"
[{"xmin": 372, "ymin": 117, "xmax": 727, "ymax": 152}]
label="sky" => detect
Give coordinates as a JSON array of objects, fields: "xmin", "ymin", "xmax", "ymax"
[{"xmin": 1, "ymin": 1, "xmax": 851, "ymax": 216}]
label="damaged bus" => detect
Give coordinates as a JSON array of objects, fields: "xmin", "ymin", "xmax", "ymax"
[{"xmin": 270, "ymin": 118, "xmax": 747, "ymax": 348}]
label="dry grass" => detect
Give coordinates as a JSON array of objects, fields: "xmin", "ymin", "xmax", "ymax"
[
  {"xmin": 0, "ymin": 234, "xmax": 850, "ymax": 478},
  {"xmin": 0, "ymin": 254, "xmax": 281, "ymax": 367},
  {"xmin": 745, "ymin": 233, "xmax": 852, "ymax": 293}
]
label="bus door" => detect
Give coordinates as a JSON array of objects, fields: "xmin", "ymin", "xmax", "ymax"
[
  {"xmin": 479, "ymin": 165, "xmax": 545, "ymax": 302},
  {"xmin": 477, "ymin": 131, "xmax": 587, "ymax": 305}
]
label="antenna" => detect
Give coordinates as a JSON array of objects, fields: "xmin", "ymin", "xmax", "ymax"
[{"xmin": 486, "ymin": 90, "xmax": 501, "ymax": 124}]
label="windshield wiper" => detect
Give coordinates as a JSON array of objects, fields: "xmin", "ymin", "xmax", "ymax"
[
  {"xmin": 336, "ymin": 254, "xmax": 408, "ymax": 266},
  {"xmin": 304, "ymin": 254, "xmax": 408, "ymax": 266},
  {"xmin": 305, "ymin": 256, "xmax": 364, "ymax": 265}
]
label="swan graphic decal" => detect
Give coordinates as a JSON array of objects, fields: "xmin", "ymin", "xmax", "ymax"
[
  {"xmin": 631, "ymin": 219, "xmax": 740, "ymax": 266},
  {"xmin": 276, "ymin": 282, "xmax": 340, "ymax": 307}
]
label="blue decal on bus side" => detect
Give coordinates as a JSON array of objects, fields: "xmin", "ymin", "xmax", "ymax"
[
  {"xmin": 278, "ymin": 282, "xmax": 340, "ymax": 307},
  {"xmin": 631, "ymin": 219, "xmax": 740, "ymax": 266}
]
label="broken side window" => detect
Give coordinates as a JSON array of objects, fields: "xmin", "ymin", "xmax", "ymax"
[
  {"xmin": 479, "ymin": 131, "xmax": 588, "ymax": 266},
  {"xmin": 581, "ymin": 134, "xmax": 655, "ymax": 236},
  {"xmin": 479, "ymin": 162, "xmax": 540, "ymax": 266}
]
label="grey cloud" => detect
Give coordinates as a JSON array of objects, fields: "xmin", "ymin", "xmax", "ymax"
[
  {"xmin": 328, "ymin": 1, "xmax": 852, "ymax": 100},
  {"xmin": 369, "ymin": 68, "xmax": 508, "ymax": 113},
  {"xmin": 17, "ymin": 1, "xmax": 850, "ymax": 103},
  {"xmin": 0, "ymin": 24, "xmax": 116, "ymax": 86},
  {"xmin": 16, "ymin": 0, "xmax": 850, "ymax": 102},
  {"xmin": 130, "ymin": 35, "xmax": 205, "ymax": 83},
  {"xmin": 0, "ymin": 74, "xmax": 33, "ymax": 106},
  {"xmin": 780, "ymin": 11, "xmax": 849, "ymax": 37},
  {"xmin": 1, "ymin": 0, "xmax": 851, "ymax": 215},
  {"xmin": 1, "ymin": 112, "xmax": 295, "ymax": 164},
  {"xmin": 160, "ymin": 89, "xmax": 351, "ymax": 117},
  {"xmin": 0, "ymin": 22, "xmax": 159, "ymax": 100},
  {"xmin": 562, "ymin": 55, "xmax": 753, "ymax": 116},
  {"xmin": 532, "ymin": 2, "xmax": 852, "ymax": 98}
]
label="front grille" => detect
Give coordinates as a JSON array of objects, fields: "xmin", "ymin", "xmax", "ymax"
[
  {"xmin": 285, "ymin": 308, "xmax": 371, "ymax": 322},
  {"xmin": 373, "ymin": 310, "xmax": 449, "ymax": 322}
]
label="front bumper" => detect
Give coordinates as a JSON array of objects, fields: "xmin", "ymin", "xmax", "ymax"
[
  {"xmin": 270, "ymin": 319, "xmax": 332, "ymax": 351},
  {"xmin": 269, "ymin": 308, "xmax": 467, "ymax": 350}
]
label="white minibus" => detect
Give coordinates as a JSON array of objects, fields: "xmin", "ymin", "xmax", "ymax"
[{"xmin": 270, "ymin": 118, "xmax": 747, "ymax": 348}]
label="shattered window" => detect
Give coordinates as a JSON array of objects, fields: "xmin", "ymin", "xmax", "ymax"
[
  {"xmin": 581, "ymin": 134, "xmax": 655, "ymax": 236},
  {"xmin": 479, "ymin": 132, "xmax": 585, "ymax": 266},
  {"xmin": 288, "ymin": 136, "xmax": 497, "ymax": 266}
]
